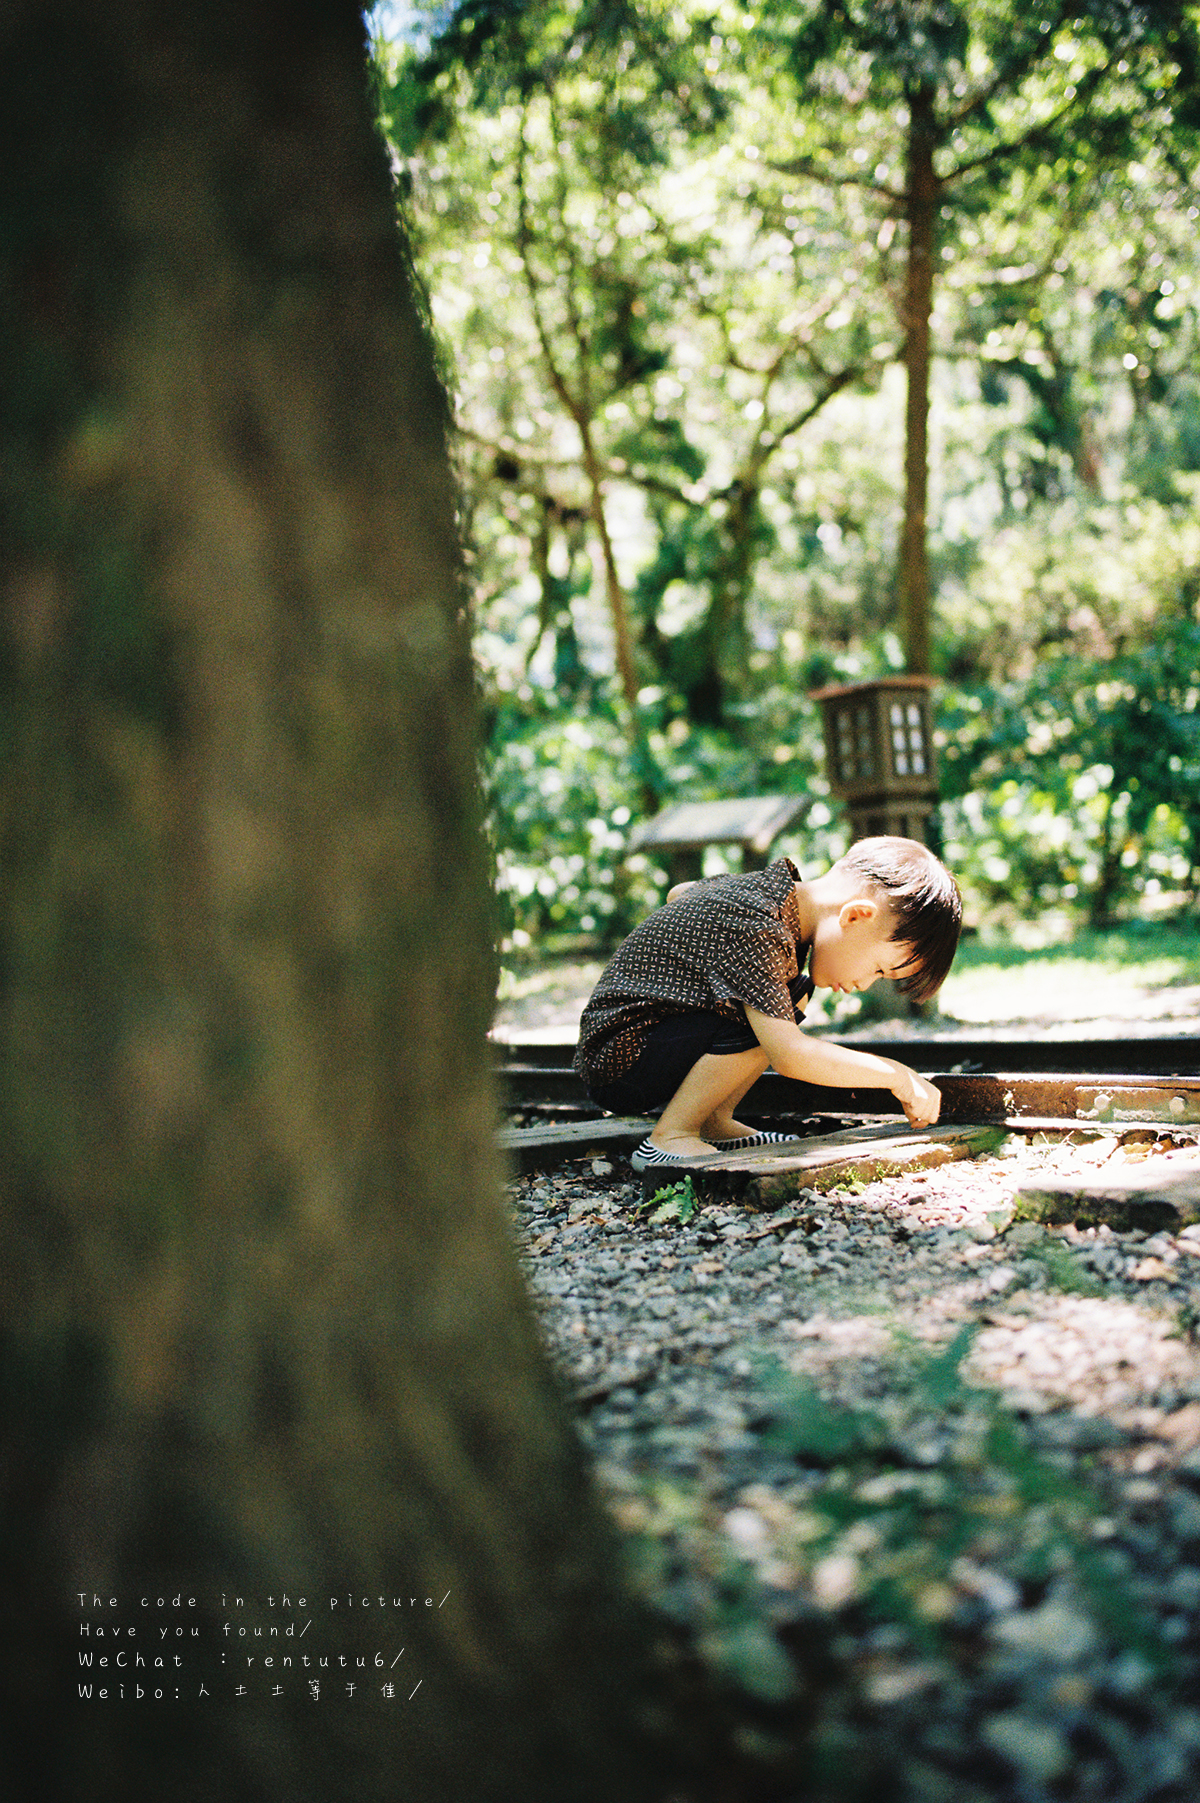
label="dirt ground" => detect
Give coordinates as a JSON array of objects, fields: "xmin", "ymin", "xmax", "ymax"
[{"xmin": 491, "ymin": 954, "xmax": 1200, "ymax": 1045}]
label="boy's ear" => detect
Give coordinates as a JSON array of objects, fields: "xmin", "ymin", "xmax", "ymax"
[{"xmin": 838, "ymin": 896, "xmax": 879, "ymax": 928}]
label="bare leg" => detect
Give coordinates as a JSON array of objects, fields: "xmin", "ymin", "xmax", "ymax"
[
  {"xmin": 698, "ymin": 1057, "xmax": 772, "ymax": 1140},
  {"xmin": 649, "ymin": 1047, "xmax": 770, "ymax": 1160}
]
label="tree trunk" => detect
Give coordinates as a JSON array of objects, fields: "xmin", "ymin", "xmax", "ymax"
[
  {"xmin": 690, "ymin": 479, "xmax": 759, "ymax": 727},
  {"xmin": 580, "ymin": 423, "xmax": 642, "ymax": 719},
  {"xmin": 898, "ymin": 85, "xmax": 938, "ymax": 676},
  {"xmin": 0, "ymin": 5, "xmax": 667, "ymax": 1799}
]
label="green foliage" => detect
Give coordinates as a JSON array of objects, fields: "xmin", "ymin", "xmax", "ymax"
[
  {"xmin": 374, "ymin": 0, "xmax": 1200, "ymax": 940},
  {"xmin": 939, "ymin": 602, "xmax": 1200, "ymax": 923},
  {"xmin": 638, "ymin": 1175, "xmax": 701, "ymax": 1225},
  {"xmin": 620, "ymin": 1323, "xmax": 1174, "ymax": 1718},
  {"xmin": 484, "ymin": 702, "xmax": 642, "ymax": 945},
  {"xmin": 701, "ymin": 1583, "xmax": 801, "ymax": 1705},
  {"xmin": 1176, "ymin": 1299, "xmax": 1200, "ymax": 1344},
  {"xmin": 1015, "ymin": 1238, "xmax": 1109, "ymax": 1297},
  {"xmin": 759, "ymin": 1367, "xmax": 888, "ymax": 1464},
  {"xmin": 486, "ymin": 682, "xmax": 847, "ymax": 948}
]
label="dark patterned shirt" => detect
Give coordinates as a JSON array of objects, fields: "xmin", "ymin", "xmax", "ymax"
[{"xmin": 573, "ymin": 858, "xmax": 811, "ymax": 1086}]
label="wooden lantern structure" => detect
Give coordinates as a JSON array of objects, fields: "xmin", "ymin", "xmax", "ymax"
[{"xmin": 810, "ymin": 676, "xmax": 939, "ymax": 845}]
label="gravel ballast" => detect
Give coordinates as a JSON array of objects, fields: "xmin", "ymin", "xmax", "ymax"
[{"xmin": 508, "ymin": 1131, "xmax": 1200, "ymax": 1802}]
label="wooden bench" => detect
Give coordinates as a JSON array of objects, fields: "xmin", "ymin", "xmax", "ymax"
[{"xmin": 626, "ymin": 794, "xmax": 808, "ymax": 890}]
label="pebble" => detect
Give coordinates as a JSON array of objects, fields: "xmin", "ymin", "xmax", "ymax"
[
  {"xmin": 991, "ymin": 1592, "xmax": 1098, "ymax": 1662},
  {"xmin": 981, "ymin": 1712, "xmax": 1073, "ymax": 1783},
  {"xmin": 508, "ymin": 1135, "xmax": 1200, "ymax": 1800}
]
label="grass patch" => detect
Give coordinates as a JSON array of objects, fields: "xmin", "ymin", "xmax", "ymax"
[
  {"xmin": 619, "ymin": 1328, "xmax": 1176, "ymax": 1688},
  {"xmin": 935, "ymin": 922, "xmax": 1200, "ymax": 1024},
  {"xmin": 747, "ymin": 1328, "xmax": 1173, "ymax": 1671},
  {"xmin": 1014, "ymin": 1237, "xmax": 1109, "ymax": 1297}
]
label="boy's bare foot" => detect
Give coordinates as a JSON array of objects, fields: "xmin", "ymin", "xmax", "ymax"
[
  {"xmin": 647, "ymin": 1131, "xmax": 717, "ymax": 1160},
  {"xmin": 701, "ymin": 1115, "xmax": 758, "ymax": 1140}
]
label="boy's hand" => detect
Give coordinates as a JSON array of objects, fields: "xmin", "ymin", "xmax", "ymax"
[
  {"xmin": 743, "ymin": 1008, "xmax": 943, "ymax": 1128},
  {"xmin": 891, "ymin": 1063, "xmax": 941, "ymax": 1129}
]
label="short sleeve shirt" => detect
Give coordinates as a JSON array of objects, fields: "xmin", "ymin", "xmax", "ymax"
[{"xmin": 573, "ymin": 858, "xmax": 810, "ymax": 1086}]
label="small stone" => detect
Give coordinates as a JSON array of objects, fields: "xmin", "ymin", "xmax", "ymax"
[
  {"xmin": 811, "ymin": 1552, "xmax": 860, "ymax": 1610},
  {"xmin": 913, "ymin": 1582, "xmax": 956, "ymax": 1622},
  {"xmin": 1104, "ymin": 1650, "xmax": 1153, "ymax": 1696},
  {"xmin": 980, "ymin": 1712, "xmax": 1072, "ymax": 1783},
  {"xmin": 731, "ymin": 1243, "xmax": 779, "ymax": 1274},
  {"xmin": 723, "ymin": 1506, "xmax": 769, "ymax": 1554},
  {"xmin": 1030, "ymin": 1414, "xmax": 1125, "ymax": 1454},
  {"xmin": 1171, "ymin": 1708, "xmax": 1200, "ymax": 1751},
  {"xmin": 891, "ymin": 1431, "xmax": 945, "ymax": 1468},
  {"xmin": 1170, "ymin": 1489, "xmax": 1200, "ymax": 1542},
  {"xmin": 508, "ymin": 1119, "xmax": 1200, "ymax": 1782},
  {"xmin": 1004, "ymin": 1386, "xmax": 1056, "ymax": 1416},
  {"xmin": 951, "ymin": 1558, "xmax": 1020, "ymax": 1614},
  {"xmin": 1048, "ymin": 1673, "xmax": 1093, "ymax": 1709},
  {"xmin": 991, "ymin": 1597, "xmax": 1097, "ymax": 1662},
  {"xmin": 863, "ymin": 1661, "xmax": 943, "ymax": 1704},
  {"xmin": 1007, "ymin": 1221, "xmax": 1047, "ymax": 1248}
]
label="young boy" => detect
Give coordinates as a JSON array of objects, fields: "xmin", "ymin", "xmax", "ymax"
[{"xmin": 573, "ymin": 836, "xmax": 962, "ymax": 1171}]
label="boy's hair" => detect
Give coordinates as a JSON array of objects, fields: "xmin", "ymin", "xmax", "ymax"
[{"xmin": 836, "ymin": 836, "xmax": 962, "ymax": 1004}]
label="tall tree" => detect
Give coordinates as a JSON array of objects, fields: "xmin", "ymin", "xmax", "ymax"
[
  {"xmin": 776, "ymin": 0, "xmax": 1200, "ymax": 672},
  {"xmin": 384, "ymin": 0, "xmax": 878, "ymax": 728},
  {"xmin": 0, "ymin": 3, "xmax": 668, "ymax": 1798}
]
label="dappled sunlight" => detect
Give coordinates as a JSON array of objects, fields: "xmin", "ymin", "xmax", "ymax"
[
  {"xmin": 970, "ymin": 1295, "xmax": 1199, "ymax": 1421},
  {"xmin": 939, "ymin": 958, "xmax": 1200, "ymax": 1027},
  {"xmin": 509, "ymin": 1104, "xmax": 1200, "ymax": 1795},
  {"xmin": 493, "ymin": 958, "xmax": 603, "ymax": 1038},
  {"xmin": 492, "ymin": 936, "xmax": 1200, "ymax": 1038}
]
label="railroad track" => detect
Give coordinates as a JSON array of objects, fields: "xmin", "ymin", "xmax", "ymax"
[{"xmin": 494, "ymin": 1035, "xmax": 1200, "ymax": 1175}]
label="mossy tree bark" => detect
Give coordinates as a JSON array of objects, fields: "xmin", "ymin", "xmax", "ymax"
[{"xmin": 0, "ymin": 4, "xmax": 667, "ymax": 1799}]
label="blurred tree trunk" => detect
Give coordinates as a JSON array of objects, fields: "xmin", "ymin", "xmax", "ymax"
[{"xmin": 0, "ymin": 4, "xmax": 668, "ymax": 1800}]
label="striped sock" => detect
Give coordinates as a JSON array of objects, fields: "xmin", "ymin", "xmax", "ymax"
[
  {"xmin": 629, "ymin": 1138, "xmax": 706, "ymax": 1172},
  {"xmin": 706, "ymin": 1130, "xmax": 796, "ymax": 1151}
]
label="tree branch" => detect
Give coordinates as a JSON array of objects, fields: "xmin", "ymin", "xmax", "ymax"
[
  {"xmin": 943, "ymin": 7, "xmax": 1075, "ymax": 133},
  {"xmin": 768, "ymin": 153, "xmax": 903, "ymax": 203},
  {"xmin": 941, "ymin": 61, "xmax": 1117, "ymax": 187},
  {"xmin": 768, "ymin": 364, "xmax": 863, "ymax": 449}
]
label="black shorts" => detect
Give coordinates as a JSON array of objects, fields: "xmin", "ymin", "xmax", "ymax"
[{"xmin": 584, "ymin": 972, "xmax": 814, "ymax": 1116}]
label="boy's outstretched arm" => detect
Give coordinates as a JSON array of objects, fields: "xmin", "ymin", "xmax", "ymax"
[{"xmin": 744, "ymin": 1006, "xmax": 941, "ymax": 1130}]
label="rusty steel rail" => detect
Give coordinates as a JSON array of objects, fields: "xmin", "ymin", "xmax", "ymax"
[
  {"xmin": 495, "ymin": 1039, "xmax": 1200, "ymax": 1173},
  {"xmin": 497, "ymin": 1037, "xmax": 1200, "ymax": 1114}
]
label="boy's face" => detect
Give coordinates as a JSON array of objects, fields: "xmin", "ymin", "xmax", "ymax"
[{"xmin": 809, "ymin": 899, "xmax": 915, "ymax": 996}]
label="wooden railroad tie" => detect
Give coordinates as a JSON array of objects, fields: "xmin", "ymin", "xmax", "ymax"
[{"xmin": 499, "ymin": 1070, "xmax": 1200, "ymax": 1229}]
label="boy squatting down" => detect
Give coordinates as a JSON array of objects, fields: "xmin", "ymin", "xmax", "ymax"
[{"xmin": 573, "ymin": 836, "xmax": 962, "ymax": 1172}]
